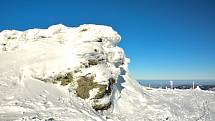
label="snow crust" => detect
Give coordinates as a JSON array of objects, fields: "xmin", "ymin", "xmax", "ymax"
[{"xmin": 0, "ymin": 24, "xmax": 215, "ymax": 121}]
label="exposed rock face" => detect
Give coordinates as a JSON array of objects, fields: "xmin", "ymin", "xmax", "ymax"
[{"xmin": 0, "ymin": 24, "xmax": 128, "ymax": 110}]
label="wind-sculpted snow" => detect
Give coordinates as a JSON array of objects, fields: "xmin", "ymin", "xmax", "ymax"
[
  {"xmin": 0, "ymin": 24, "xmax": 125, "ymax": 111},
  {"xmin": 0, "ymin": 24, "xmax": 215, "ymax": 121}
]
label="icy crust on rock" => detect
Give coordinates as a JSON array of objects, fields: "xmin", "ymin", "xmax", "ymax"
[
  {"xmin": 0, "ymin": 24, "xmax": 120, "ymax": 52},
  {"xmin": 0, "ymin": 24, "xmax": 129, "ymax": 112},
  {"xmin": 1, "ymin": 24, "xmax": 215, "ymax": 121},
  {"xmin": 0, "ymin": 24, "xmax": 122, "ymax": 83}
]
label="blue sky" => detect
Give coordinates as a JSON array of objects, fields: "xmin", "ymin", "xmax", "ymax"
[{"xmin": 0, "ymin": 0, "xmax": 215, "ymax": 80}]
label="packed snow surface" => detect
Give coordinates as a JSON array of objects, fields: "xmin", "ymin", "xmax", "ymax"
[{"xmin": 0, "ymin": 24, "xmax": 215, "ymax": 121}]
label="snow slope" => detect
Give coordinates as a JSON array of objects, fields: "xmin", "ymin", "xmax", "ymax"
[{"xmin": 0, "ymin": 24, "xmax": 215, "ymax": 121}]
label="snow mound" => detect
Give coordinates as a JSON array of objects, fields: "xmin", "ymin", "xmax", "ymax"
[{"xmin": 1, "ymin": 24, "xmax": 215, "ymax": 121}]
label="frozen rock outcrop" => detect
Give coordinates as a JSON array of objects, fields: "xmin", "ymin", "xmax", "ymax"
[{"xmin": 0, "ymin": 24, "xmax": 128, "ymax": 110}]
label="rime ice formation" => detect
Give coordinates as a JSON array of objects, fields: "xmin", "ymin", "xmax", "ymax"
[
  {"xmin": 0, "ymin": 24, "xmax": 129, "ymax": 110},
  {"xmin": 1, "ymin": 24, "xmax": 215, "ymax": 121}
]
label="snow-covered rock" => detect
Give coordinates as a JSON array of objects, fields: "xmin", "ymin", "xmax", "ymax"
[
  {"xmin": 1, "ymin": 24, "xmax": 215, "ymax": 121},
  {"xmin": 0, "ymin": 24, "xmax": 126, "ymax": 111}
]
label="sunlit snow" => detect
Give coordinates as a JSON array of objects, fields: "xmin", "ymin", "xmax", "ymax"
[{"xmin": 0, "ymin": 24, "xmax": 215, "ymax": 121}]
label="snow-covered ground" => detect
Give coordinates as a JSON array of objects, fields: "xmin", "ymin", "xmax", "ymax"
[{"xmin": 0, "ymin": 24, "xmax": 215, "ymax": 121}]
